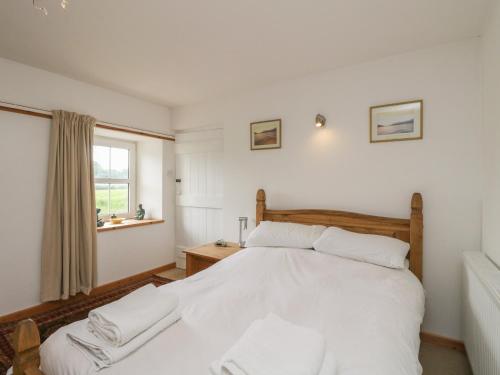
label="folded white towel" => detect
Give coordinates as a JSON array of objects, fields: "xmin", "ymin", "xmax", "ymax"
[
  {"xmin": 88, "ymin": 284, "xmax": 178, "ymax": 346},
  {"xmin": 68, "ymin": 310, "xmax": 181, "ymax": 369},
  {"xmin": 210, "ymin": 350, "xmax": 337, "ymax": 375},
  {"xmin": 210, "ymin": 313, "xmax": 331, "ymax": 375}
]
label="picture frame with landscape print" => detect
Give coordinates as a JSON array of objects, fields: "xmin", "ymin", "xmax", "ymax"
[
  {"xmin": 370, "ymin": 100, "xmax": 423, "ymax": 143},
  {"xmin": 250, "ymin": 119, "xmax": 282, "ymax": 150}
]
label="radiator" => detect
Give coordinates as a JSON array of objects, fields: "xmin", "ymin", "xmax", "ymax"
[{"xmin": 463, "ymin": 251, "xmax": 500, "ymax": 375}]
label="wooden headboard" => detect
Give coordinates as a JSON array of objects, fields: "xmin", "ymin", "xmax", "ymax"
[{"xmin": 256, "ymin": 189, "xmax": 423, "ymax": 281}]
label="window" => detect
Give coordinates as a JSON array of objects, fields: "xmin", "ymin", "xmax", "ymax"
[{"xmin": 93, "ymin": 136, "xmax": 136, "ymax": 218}]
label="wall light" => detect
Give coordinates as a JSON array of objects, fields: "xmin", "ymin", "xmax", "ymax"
[
  {"xmin": 33, "ymin": 0, "xmax": 70, "ymax": 16},
  {"xmin": 315, "ymin": 114, "xmax": 326, "ymax": 128}
]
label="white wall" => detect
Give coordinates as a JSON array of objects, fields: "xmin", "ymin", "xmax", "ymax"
[
  {"xmin": 173, "ymin": 39, "xmax": 483, "ymax": 340},
  {"xmin": 0, "ymin": 58, "xmax": 175, "ymax": 315},
  {"xmin": 137, "ymin": 139, "xmax": 164, "ymax": 219},
  {"xmin": 0, "ymin": 58, "xmax": 170, "ymax": 134},
  {"xmin": 481, "ymin": 1, "xmax": 500, "ymax": 269}
]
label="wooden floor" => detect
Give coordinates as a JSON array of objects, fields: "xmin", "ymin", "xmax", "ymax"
[
  {"xmin": 156, "ymin": 267, "xmax": 186, "ymax": 281},
  {"xmin": 420, "ymin": 342, "xmax": 472, "ymax": 375}
]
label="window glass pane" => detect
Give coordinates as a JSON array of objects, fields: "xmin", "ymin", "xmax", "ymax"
[
  {"xmin": 93, "ymin": 146, "xmax": 110, "ymax": 178},
  {"xmin": 95, "ymin": 183, "xmax": 110, "ymax": 215},
  {"xmin": 110, "ymin": 148, "xmax": 129, "ymax": 179},
  {"xmin": 110, "ymin": 184, "xmax": 129, "ymax": 214}
]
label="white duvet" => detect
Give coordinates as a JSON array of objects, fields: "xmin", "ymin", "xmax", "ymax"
[{"xmin": 41, "ymin": 247, "xmax": 425, "ymax": 375}]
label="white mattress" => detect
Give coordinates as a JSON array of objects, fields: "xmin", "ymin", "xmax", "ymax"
[{"xmin": 40, "ymin": 247, "xmax": 425, "ymax": 375}]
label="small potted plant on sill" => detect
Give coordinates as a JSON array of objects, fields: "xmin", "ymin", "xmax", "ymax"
[{"xmin": 135, "ymin": 204, "xmax": 146, "ymax": 220}]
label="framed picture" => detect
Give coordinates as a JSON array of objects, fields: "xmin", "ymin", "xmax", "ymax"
[
  {"xmin": 250, "ymin": 119, "xmax": 282, "ymax": 150},
  {"xmin": 370, "ymin": 100, "xmax": 423, "ymax": 143}
]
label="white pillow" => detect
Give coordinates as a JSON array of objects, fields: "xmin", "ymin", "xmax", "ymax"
[
  {"xmin": 312, "ymin": 226, "xmax": 410, "ymax": 269},
  {"xmin": 245, "ymin": 221, "xmax": 326, "ymax": 249}
]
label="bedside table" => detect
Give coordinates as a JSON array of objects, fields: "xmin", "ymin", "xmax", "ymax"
[{"xmin": 184, "ymin": 242, "xmax": 241, "ymax": 277}]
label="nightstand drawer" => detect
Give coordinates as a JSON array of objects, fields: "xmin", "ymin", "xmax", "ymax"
[{"xmin": 186, "ymin": 254, "xmax": 216, "ymax": 276}]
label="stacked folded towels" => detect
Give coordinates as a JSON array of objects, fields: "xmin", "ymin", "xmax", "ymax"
[
  {"xmin": 210, "ymin": 313, "xmax": 336, "ymax": 375},
  {"xmin": 67, "ymin": 284, "xmax": 180, "ymax": 369}
]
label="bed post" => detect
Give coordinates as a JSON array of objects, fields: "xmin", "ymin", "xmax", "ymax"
[
  {"xmin": 256, "ymin": 189, "xmax": 266, "ymax": 226},
  {"xmin": 410, "ymin": 193, "xmax": 423, "ymax": 281},
  {"xmin": 12, "ymin": 319, "xmax": 45, "ymax": 375}
]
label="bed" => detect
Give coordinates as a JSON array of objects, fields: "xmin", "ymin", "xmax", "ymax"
[{"xmin": 12, "ymin": 189, "xmax": 425, "ymax": 375}]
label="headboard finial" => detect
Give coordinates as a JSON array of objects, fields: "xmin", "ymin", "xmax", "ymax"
[
  {"xmin": 257, "ymin": 189, "xmax": 266, "ymax": 202},
  {"xmin": 411, "ymin": 192, "xmax": 423, "ymax": 211},
  {"xmin": 256, "ymin": 189, "xmax": 266, "ymax": 226}
]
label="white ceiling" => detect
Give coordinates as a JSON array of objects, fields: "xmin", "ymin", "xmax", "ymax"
[{"xmin": 0, "ymin": 0, "xmax": 492, "ymax": 107}]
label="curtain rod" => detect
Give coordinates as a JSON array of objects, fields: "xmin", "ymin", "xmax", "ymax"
[{"xmin": 0, "ymin": 101, "xmax": 175, "ymax": 142}]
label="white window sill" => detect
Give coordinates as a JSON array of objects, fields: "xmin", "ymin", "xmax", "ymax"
[{"xmin": 97, "ymin": 219, "xmax": 164, "ymax": 232}]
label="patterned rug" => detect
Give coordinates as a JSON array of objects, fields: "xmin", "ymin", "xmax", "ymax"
[{"xmin": 0, "ymin": 275, "xmax": 170, "ymax": 375}]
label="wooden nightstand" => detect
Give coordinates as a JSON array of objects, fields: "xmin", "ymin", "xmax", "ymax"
[{"xmin": 184, "ymin": 242, "xmax": 241, "ymax": 277}]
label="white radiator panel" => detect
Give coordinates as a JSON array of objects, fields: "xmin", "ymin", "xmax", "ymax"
[{"xmin": 463, "ymin": 252, "xmax": 500, "ymax": 375}]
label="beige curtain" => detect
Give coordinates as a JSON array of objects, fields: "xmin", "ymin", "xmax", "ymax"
[{"xmin": 41, "ymin": 110, "xmax": 97, "ymax": 302}]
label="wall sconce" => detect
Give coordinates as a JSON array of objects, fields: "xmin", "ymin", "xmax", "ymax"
[
  {"xmin": 315, "ymin": 114, "xmax": 326, "ymax": 128},
  {"xmin": 33, "ymin": 0, "xmax": 70, "ymax": 15}
]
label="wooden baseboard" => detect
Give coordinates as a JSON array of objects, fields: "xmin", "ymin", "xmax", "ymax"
[
  {"xmin": 420, "ymin": 331, "xmax": 466, "ymax": 352},
  {"xmin": 0, "ymin": 262, "xmax": 176, "ymax": 323}
]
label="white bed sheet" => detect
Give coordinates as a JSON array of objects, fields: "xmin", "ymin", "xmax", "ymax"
[{"xmin": 41, "ymin": 247, "xmax": 425, "ymax": 375}]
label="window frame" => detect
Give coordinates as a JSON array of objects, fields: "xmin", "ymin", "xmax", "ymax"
[{"xmin": 93, "ymin": 136, "xmax": 137, "ymax": 220}]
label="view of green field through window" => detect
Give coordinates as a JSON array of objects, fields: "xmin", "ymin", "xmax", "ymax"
[{"xmin": 94, "ymin": 145, "xmax": 130, "ymax": 216}]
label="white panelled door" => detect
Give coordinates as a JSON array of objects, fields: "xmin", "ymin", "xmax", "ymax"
[{"xmin": 175, "ymin": 129, "xmax": 223, "ymax": 269}]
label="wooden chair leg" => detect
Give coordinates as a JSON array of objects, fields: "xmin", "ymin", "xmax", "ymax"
[{"xmin": 12, "ymin": 319, "xmax": 45, "ymax": 375}]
